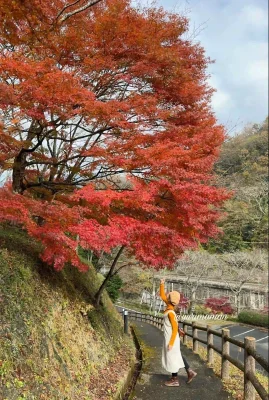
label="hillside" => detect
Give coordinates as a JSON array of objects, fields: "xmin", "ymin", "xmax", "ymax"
[
  {"xmin": 0, "ymin": 225, "xmax": 136, "ymax": 400},
  {"xmin": 207, "ymin": 117, "xmax": 268, "ymax": 252}
]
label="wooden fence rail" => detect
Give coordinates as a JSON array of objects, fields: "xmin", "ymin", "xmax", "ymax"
[{"xmin": 119, "ymin": 308, "xmax": 269, "ymax": 400}]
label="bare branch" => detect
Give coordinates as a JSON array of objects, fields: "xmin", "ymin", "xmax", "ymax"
[
  {"xmin": 59, "ymin": 0, "xmax": 103, "ymax": 24},
  {"xmin": 56, "ymin": 0, "xmax": 81, "ymax": 21}
]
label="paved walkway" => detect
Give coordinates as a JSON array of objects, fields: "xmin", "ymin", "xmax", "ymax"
[{"xmin": 131, "ymin": 321, "xmax": 232, "ymax": 400}]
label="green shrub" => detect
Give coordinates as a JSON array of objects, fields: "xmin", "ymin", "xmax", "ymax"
[
  {"xmin": 106, "ymin": 275, "xmax": 123, "ymax": 302},
  {"xmin": 238, "ymin": 310, "xmax": 269, "ymax": 328},
  {"xmin": 194, "ymin": 304, "xmax": 211, "ymax": 315}
]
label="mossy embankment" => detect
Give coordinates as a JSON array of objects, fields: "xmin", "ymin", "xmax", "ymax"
[{"xmin": 0, "ymin": 225, "xmax": 136, "ymax": 400}]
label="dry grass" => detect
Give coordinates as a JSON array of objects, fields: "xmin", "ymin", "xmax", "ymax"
[{"xmin": 0, "ymin": 225, "xmax": 136, "ymax": 400}]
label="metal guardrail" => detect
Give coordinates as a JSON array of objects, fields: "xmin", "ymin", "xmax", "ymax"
[{"xmin": 118, "ymin": 307, "xmax": 269, "ymax": 400}]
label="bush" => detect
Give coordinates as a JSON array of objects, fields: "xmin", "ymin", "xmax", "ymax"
[
  {"xmin": 204, "ymin": 297, "xmax": 234, "ymax": 315},
  {"xmin": 238, "ymin": 310, "xmax": 269, "ymax": 328},
  {"xmin": 175, "ymin": 293, "xmax": 189, "ymax": 313},
  {"xmin": 194, "ymin": 304, "xmax": 211, "ymax": 315},
  {"xmin": 106, "ymin": 275, "xmax": 123, "ymax": 302}
]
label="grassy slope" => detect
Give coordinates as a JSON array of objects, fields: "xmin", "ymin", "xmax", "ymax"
[{"xmin": 0, "ymin": 225, "xmax": 135, "ymax": 400}]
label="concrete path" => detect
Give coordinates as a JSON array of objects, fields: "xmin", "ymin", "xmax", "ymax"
[{"xmin": 131, "ymin": 321, "xmax": 232, "ymax": 400}]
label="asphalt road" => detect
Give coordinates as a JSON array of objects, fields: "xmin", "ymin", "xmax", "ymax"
[{"xmin": 181, "ymin": 322, "xmax": 268, "ymax": 375}]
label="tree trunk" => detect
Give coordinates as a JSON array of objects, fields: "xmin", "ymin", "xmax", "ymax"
[
  {"xmin": 152, "ymin": 277, "xmax": 156, "ymax": 313},
  {"xmin": 94, "ymin": 246, "xmax": 124, "ymax": 306},
  {"xmin": 12, "ymin": 151, "xmax": 27, "ymax": 194},
  {"xmin": 235, "ymin": 293, "xmax": 241, "ymax": 316},
  {"xmin": 96, "ymin": 250, "xmax": 104, "ymax": 271},
  {"xmin": 12, "ymin": 121, "xmax": 42, "ymax": 194},
  {"xmin": 189, "ymin": 290, "xmax": 196, "ymax": 314}
]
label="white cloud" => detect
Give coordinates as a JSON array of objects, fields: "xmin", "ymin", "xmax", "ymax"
[
  {"xmin": 241, "ymin": 5, "xmax": 268, "ymax": 28},
  {"xmin": 208, "ymin": 75, "xmax": 233, "ymax": 117},
  {"xmin": 181, "ymin": 0, "xmax": 268, "ymax": 126},
  {"xmin": 247, "ymin": 59, "xmax": 268, "ymax": 82},
  {"xmin": 136, "ymin": 0, "xmax": 268, "ymax": 127},
  {"xmin": 211, "ymin": 90, "xmax": 231, "ymax": 112}
]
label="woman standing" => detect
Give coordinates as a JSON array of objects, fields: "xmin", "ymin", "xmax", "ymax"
[{"xmin": 160, "ymin": 278, "xmax": 197, "ymax": 387}]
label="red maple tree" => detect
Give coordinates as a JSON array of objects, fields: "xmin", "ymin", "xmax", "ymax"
[
  {"xmin": 205, "ymin": 297, "xmax": 234, "ymax": 315},
  {"xmin": 0, "ymin": 0, "xmax": 229, "ymax": 304}
]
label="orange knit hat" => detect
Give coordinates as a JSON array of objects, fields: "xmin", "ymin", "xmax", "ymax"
[{"xmin": 168, "ymin": 291, "xmax": 181, "ymax": 306}]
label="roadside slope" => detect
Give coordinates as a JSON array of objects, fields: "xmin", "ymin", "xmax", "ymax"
[{"xmin": 0, "ymin": 225, "xmax": 135, "ymax": 400}]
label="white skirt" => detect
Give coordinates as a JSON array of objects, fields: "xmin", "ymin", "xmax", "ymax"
[{"xmin": 161, "ymin": 310, "xmax": 185, "ymax": 373}]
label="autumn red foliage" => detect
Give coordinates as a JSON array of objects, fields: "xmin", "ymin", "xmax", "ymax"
[
  {"xmin": 0, "ymin": 0, "xmax": 229, "ymax": 283},
  {"xmin": 177, "ymin": 293, "xmax": 189, "ymax": 311},
  {"xmin": 205, "ymin": 297, "xmax": 234, "ymax": 315}
]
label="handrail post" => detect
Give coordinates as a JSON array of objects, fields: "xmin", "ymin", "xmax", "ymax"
[
  {"xmin": 207, "ymin": 325, "xmax": 214, "ymax": 366},
  {"xmin": 221, "ymin": 328, "xmax": 230, "ymax": 380},
  {"xmin": 183, "ymin": 322, "xmax": 187, "ymax": 345},
  {"xmin": 244, "ymin": 337, "xmax": 256, "ymax": 400},
  {"xmin": 124, "ymin": 310, "xmax": 129, "ymax": 335},
  {"xmin": 192, "ymin": 321, "xmax": 198, "ymax": 353}
]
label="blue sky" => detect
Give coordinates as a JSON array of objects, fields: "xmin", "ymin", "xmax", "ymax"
[{"xmin": 138, "ymin": 0, "xmax": 268, "ymax": 133}]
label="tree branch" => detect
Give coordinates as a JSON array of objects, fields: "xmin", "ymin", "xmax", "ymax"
[
  {"xmin": 56, "ymin": 0, "xmax": 81, "ymax": 21},
  {"xmin": 94, "ymin": 246, "xmax": 125, "ymax": 305},
  {"xmin": 59, "ymin": 0, "xmax": 103, "ymax": 24}
]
